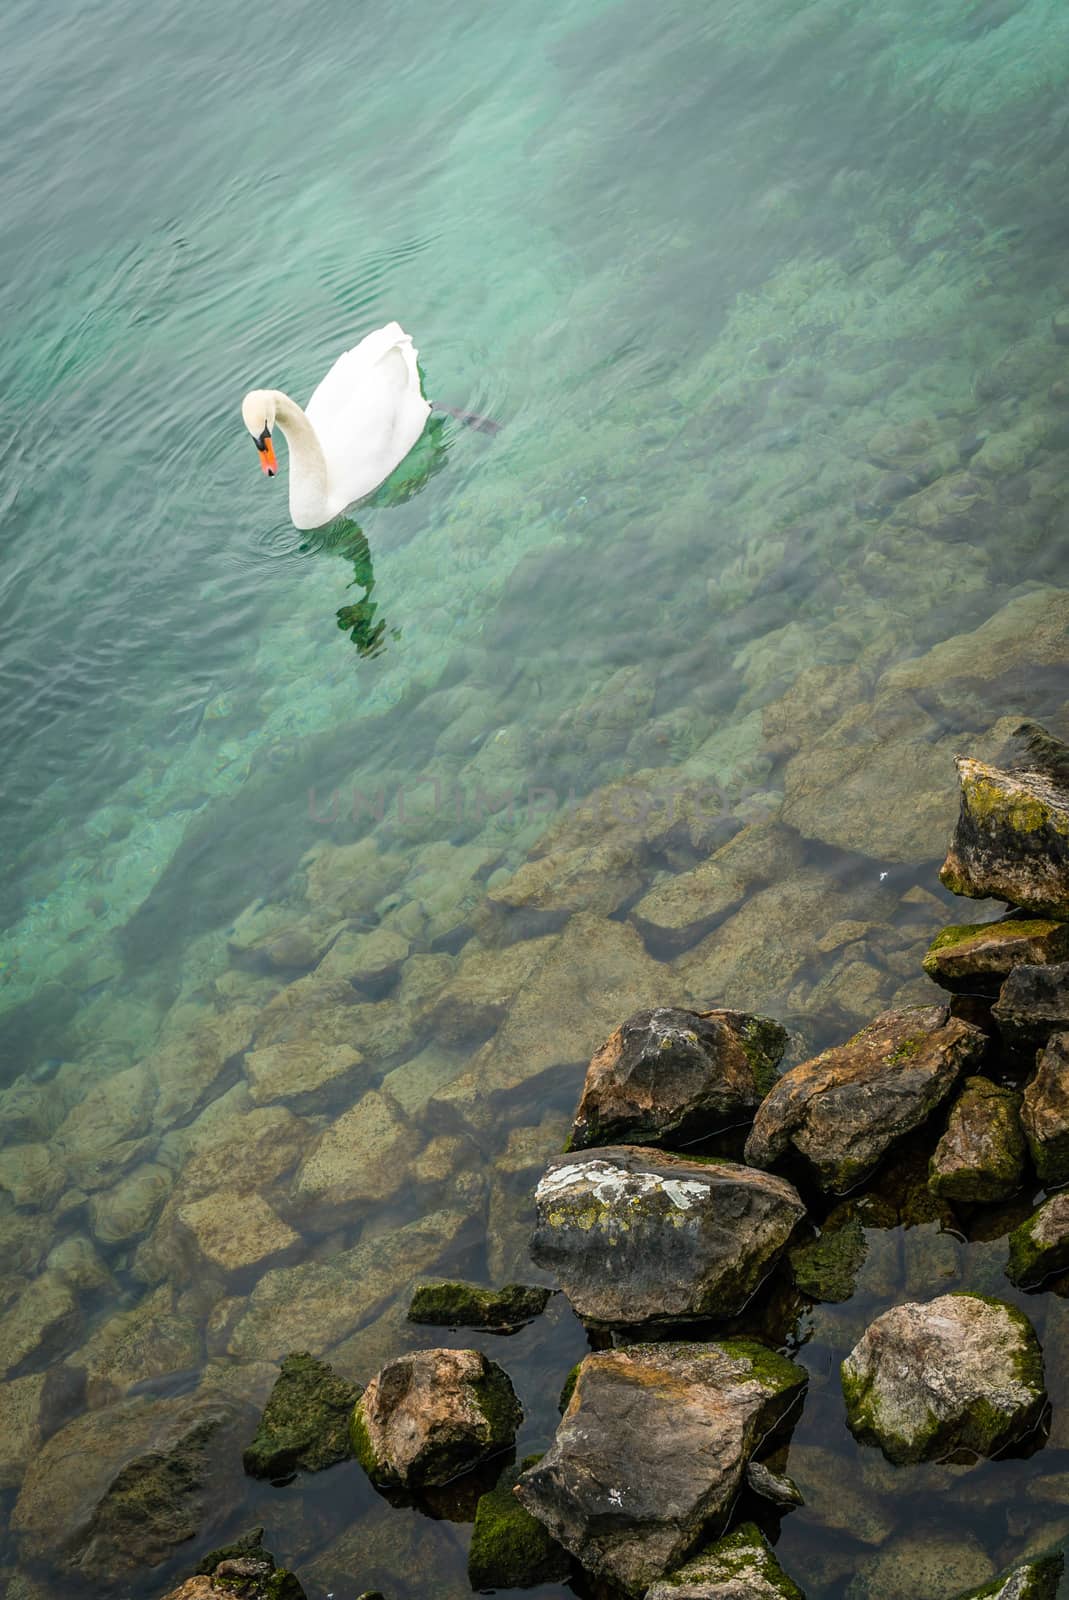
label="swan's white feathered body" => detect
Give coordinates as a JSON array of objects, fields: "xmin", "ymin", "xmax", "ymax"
[{"xmin": 241, "ymin": 322, "xmax": 431, "ymax": 531}]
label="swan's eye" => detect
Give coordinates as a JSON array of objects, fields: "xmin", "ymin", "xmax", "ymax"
[{"xmin": 255, "ymin": 426, "xmax": 271, "ymax": 451}]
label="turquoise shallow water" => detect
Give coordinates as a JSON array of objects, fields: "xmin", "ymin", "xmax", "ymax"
[{"xmin": 3, "ymin": 0, "xmax": 1069, "ymax": 1595}]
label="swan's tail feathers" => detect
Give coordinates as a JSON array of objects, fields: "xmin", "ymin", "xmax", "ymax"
[{"xmin": 432, "ymin": 403, "xmax": 503, "ymax": 435}]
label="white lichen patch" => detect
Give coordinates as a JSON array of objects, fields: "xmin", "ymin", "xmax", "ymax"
[{"xmin": 535, "ymin": 1159, "xmax": 709, "ymax": 1214}]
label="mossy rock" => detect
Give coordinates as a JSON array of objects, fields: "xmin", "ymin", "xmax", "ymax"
[
  {"xmin": 407, "ymin": 1279, "xmax": 551, "ymax": 1331},
  {"xmin": 196, "ymin": 1527, "xmax": 307, "ymax": 1600},
  {"xmin": 243, "ymin": 1352, "xmax": 360, "ymax": 1480},
  {"xmin": 1007, "ymin": 1193, "xmax": 1069, "ymax": 1288},
  {"xmin": 645, "ymin": 1521, "xmax": 805, "ymax": 1598},
  {"xmin": 954, "ymin": 1552, "xmax": 1063, "ymax": 1599},
  {"xmin": 468, "ymin": 1455, "xmax": 571, "ymax": 1589},
  {"xmin": 789, "ymin": 1207, "xmax": 868, "ymax": 1302}
]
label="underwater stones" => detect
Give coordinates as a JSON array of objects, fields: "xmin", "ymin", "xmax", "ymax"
[
  {"xmin": 243, "ymin": 1351, "xmax": 360, "ymax": 1479},
  {"xmin": 784, "ymin": 1445, "xmax": 892, "ymax": 1546},
  {"xmin": 351, "ymin": 1347, "xmax": 521, "ymax": 1488},
  {"xmin": 993, "ymin": 963, "xmax": 1069, "ymax": 1054},
  {"xmin": 468, "ymin": 1456, "xmax": 570, "ymax": 1589},
  {"xmin": 841, "ymin": 1293, "xmax": 1046, "ymax": 1464},
  {"xmin": 487, "ymin": 836, "xmax": 646, "ymax": 918},
  {"xmin": 632, "ymin": 823, "xmax": 804, "ymax": 953},
  {"xmin": 430, "ymin": 913, "xmax": 682, "ymax": 1131},
  {"xmin": 0, "ymin": 1371, "xmax": 46, "ymax": 1488},
  {"xmin": 975, "ymin": 337, "xmax": 1057, "ymax": 403},
  {"xmin": 243, "ymin": 1039, "xmax": 366, "ymax": 1110},
  {"xmin": 315, "ymin": 925, "xmax": 410, "ymax": 991},
  {"xmin": 845, "ymin": 1530, "xmax": 994, "ymax": 1600},
  {"xmin": 301, "ymin": 837, "xmax": 407, "ymax": 918},
  {"xmin": 645, "ymin": 1522, "xmax": 804, "ymax": 1600},
  {"xmin": 10, "ymin": 1387, "xmax": 256, "ymax": 1583},
  {"xmin": 530, "ymin": 1148, "xmax": 805, "ymax": 1328},
  {"xmin": 745, "ymin": 1004, "xmax": 985, "ymax": 1193},
  {"xmin": 923, "ymin": 918, "xmax": 1069, "ymax": 994},
  {"xmin": 1020, "ymin": 1032, "xmax": 1069, "ymax": 1183},
  {"xmin": 0, "ymin": 1270, "xmax": 81, "ymax": 1380},
  {"xmin": 940, "ymin": 756, "xmax": 1069, "ymax": 919},
  {"xmin": 407, "ymin": 1279, "xmax": 551, "ymax": 1331},
  {"xmin": 788, "ymin": 1203, "xmax": 872, "ymax": 1303},
  {"xmin": 515, "ymin": 1341, "xmax": 806, "ymax": 1596},
  {"xmin": 1007, "ymin": 1192, "xmax": 1069, "ymax": 1287},
  {"xmin": 177, "ymin": 1190, "xmax": 299, "ymax": 1274},
  {"xmin": 928, "ymin": 1078, "xmax": 1025, "ymax": 1203},
  {"xmin": 291, "ymin": 1088, "xmax": 420, "ymax": 1217},
  {"xmin": 419, "ymin": 936, "xmax": 557, "ymax": 1047},
  {"xmin": 53, "ymin": 1060, "xmax": 157, "ymax": 1189},
  {"xmin": 88, "ymin": 1161, "xmax": 174, "ymax": 1246},
  {"xmin": 226, "ymin": 1207, "xmax": 469, "ymax": 1361},
  {"xmin": 0, "ymin": 1143, "xmax": 66, "ymax": 1210},
  {"xmin": 251, "ymin": 975, "xmax": 361, "ymax": 1048},
  {"xmin": 73, "ymin": 1282, "xmax": 201, "ymax": 1405},
  {"xmin": 149, "ymin": 1005, "xmax": 260, "ymax": 1125},
  {"xmin": 568, "ymin": 1005, "xmax": 787, "ymax": 1150},
  {"xmin": 954, "ymin": 1557, "xmax": 1064, "ymax": 1600}
]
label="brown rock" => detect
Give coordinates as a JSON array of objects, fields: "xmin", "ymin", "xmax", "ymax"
[
  {"xmin": 0, "ymin": 1144, "xmax": 67, "ymax": 1210},
  {"xmin": 632, "ymin": 823, "xmax": 804, "ymax": 952},
  {"xmin": 73, "ymin": 1282, "xmax": 201, "ymax": 1405},
  {"xmin": 923, "ymin": 918, "xmax": 1069, "ymax": 993},
  {"xmin": 0, "ymin": 1271, "xmax": 81, "ymax": 1380},
  {"xmin": 0, "ymin": 1371, "xmax": 46, "ymax": 1487},
  {"xmin": 244, "ymin": 1040, "xmax": 366, "ymax": 1110},
  {"xmin": 291, "ymin": 1089, "xmax": 421, "ymax": 1216},
  {"xmin": 744, "ymin": 1004, "xmax": 987, "ymax": 1192},
  {"xmin": 928, "ymin": 1078, "xmax": 1025, "ymax": 1203},
  {"xmin": 177, "ymin": 1191, "xmax": 299, "ymax": 1273},
  {"xmin": 89, "ymin": 1162, "xmax": 174, "ymax": 1246},
  {"xmin": 1021, "ymin": 1032, "xmax": 1069, "ymax": 1184},
  {"xmin": 419, "ymin": 937, "xmax": 556, "ymax": 1046},
  {"xmin": 940, "ymin": 756, "xmax": 1069, "ymax": 918},
  {"xmin": 315, "ymin": 926, "xmax": 410, "ymax": 990}
]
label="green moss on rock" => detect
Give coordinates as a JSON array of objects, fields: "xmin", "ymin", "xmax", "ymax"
[
  {"xmin": 407, "ymin": 1279, "xmax": 551, "ymax": 1331},
  {"xmin": 646, "ymin": 1522, "xmax": 804, "ymax": 1598},
  {"xmin": 243, "ymin": 1352, "xmax": 360, "ymax": 1480},
  {"xmin": 468, "ymin": 1455, "xmax": 571, "ymax": 1589},
  {"xmin": 789, "ymin": 1210, "xmax": 868, "ymax": 1302},
  {"xmin": 348, "ymin": 1401, "xmax": 382, "ymax": 1479},
  {"xmin": 955, "ymin": 1553, "xmax": 1063, "ymax": 1599}
]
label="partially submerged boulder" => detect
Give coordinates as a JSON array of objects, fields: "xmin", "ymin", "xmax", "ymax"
[
  {"xmin": 953, "ymin": 1555, "xmax": 1063, "ymax": 1599},
  {"xmin": 644, "ymin": 1522, "xmax": 805, "ymax": 1599},
  {"xmin": 407, "ymin": 1279, "xmax": 551, "ymax": 1332},
  {"xmin": 567, "ymin": 1006, "xmax": 787, "ymax": 1150},
  {"xmin": 192, "ymin": 1528, "xmax": 306, "ymax": 1600},
  {"xmin": 467, "ymin": 1456, "xmax": 570, "ymax": 1590},
  {"xmin": 350, "ymin": 1348, "xmax": 521, "ymax": 1488},
  {"xmin": 993, "ymin": 963, "xmax": 1069, "ymax": 1054},
  {"xmin": 1020, "ymin": 1031, "xmax": 1069, "ymax": 1184},
  {"xmin": 923, "ymin": 919, "xmax": 1069, "ymax": 995},
  {"xmin": 939, "ymin": 753, "xmax": 1069, "ymax": 919},
  {"xmin": 515, "ymin": 1340, "xmax": 806, "ymax": 1596},
  {"xmin": 928, "ymin": 1078, "xmax": 1025, "ymax": 1203},
  {"xmin": 243, "ymin": 1352, "xmax": 360, "ymax": 1480},
  {"xmin": 744, "ymin": 1005, "xmax": 986, "ymax": 1192},
  {"xmin": 1007, "ymin": 1192, "xmax": 1069, "ymax": 1288},
  {"xmin": 841, "ymin": 1293, "xmax": 1046, "ymax": 1464},
  {"xmin": 530, "ymin": 1148, "xmax": 806, "ymax": 1328}
]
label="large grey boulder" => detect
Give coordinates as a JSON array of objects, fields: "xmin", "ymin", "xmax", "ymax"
[
  {"xmin": 842, "ymin": 1293, "xmax": 1046, "ymax": 1464},
  {"xmin": 744, "ymin": 1004, "xmax": 986, "ymax": 1192},
  {"xmin": 530, "ymin": 1148, "xmax": 806, "ymax": 1328},
  {"xmin": 568, "ymin": 1006, "xmax": 787, "ymax": 1150},
  {"xmin": 515, "ymin": 1340, "xmax": 806, "ymax": 1596},
  {"xmin": 644, "ymin": 1522, "xmax": 805, "ymax": 1599}
]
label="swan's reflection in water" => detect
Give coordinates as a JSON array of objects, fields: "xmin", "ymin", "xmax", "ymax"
[{"xmin": 300, "ymin": 412, "xmax": 452, "ymax": 658}]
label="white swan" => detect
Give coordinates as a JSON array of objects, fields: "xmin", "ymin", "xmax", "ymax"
[{"xmin": 241, "ymin": 322, "xmax": 431, "ymax": 531}]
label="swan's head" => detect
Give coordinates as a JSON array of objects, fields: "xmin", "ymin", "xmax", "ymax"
[{"xmin": 241, "ymin": 390, "xmax": 279, "ymax": 477}]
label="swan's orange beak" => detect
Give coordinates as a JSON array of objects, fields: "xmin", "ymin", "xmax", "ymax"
[{"xmin": 258, "ymin": 432, "xmax": 278, "ymax": 477}]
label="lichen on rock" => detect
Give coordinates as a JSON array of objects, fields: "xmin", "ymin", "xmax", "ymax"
[
  {"xmin": 407, "ymin": 1279, "xmax": 551, "ymax": 1331},
  {"xmin": 928, "ymin": 1077, "xmax": 1025, "ymax": 1203},
  {"xmin": 243, "ymin": 1352, "xmax": 360, "ymax": 1480}
]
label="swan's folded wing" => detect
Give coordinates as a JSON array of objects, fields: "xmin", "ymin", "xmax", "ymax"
[
  {"xmin": 305, "ymin": 321, "xmax": 419, "ymax": 425},
  {"xmin": 307, "ymin": 323, "xmax": 431, "ymax": 510}
]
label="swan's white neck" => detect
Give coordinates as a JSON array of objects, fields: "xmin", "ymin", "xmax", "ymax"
[{"xmin": 269, "ymin": 389, "xmax": 330, "ymax": 529}]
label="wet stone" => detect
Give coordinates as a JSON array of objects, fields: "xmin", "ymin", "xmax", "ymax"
[
  {"xmin": 243, "ymin": 1351, "xmax": 360, "ymax": 1479},
  {"xmin": 515, "ymin": 1340, "xmax": 806, "ymax": 1596},
  {"xmin": 350, "ymin": 1347, "xmax": 522, "ymax": 1488},
  {"xmin": 745, "ymin": 1458, "xmax": 804, "ymax": 1511},
  {"xmin": 954, "ymin": 1556, "xmax": 1064, "ymax": 1599},
  {"xmin": 243, "ymin": 1040, "xmax": 367, "ymax": 1110},
  {"xmin": 744, "ymin": 1004, "xmax": 986, "ymax": 1193},
  {"xmin": 940, "ymin": 754, "xmax": 1069, "ymax": 919},
  {"xmin": 928, "ymin": 1078, "xmax": 1025, "ymax": 1203},
  {"xmin": 1020, "ymin": 1031, "xmax": 1069, "ymax": 1184},
  {"xmin": 644, "ymin": 1521, "xmax": 805, "ymax": 1600},
  {"xmin": 923, "ymin": 919, "xmax": 1069, "ymax": 995},
  {"xmin": 467, "ymin": 1455, "xmax": 571, "ymax": 1590},
  {"xmin": 407, "ymin": 1279, "xmax": 551, "ymax": 1332},
  {"xmin": 177, "ymin": 1190, "xmax": 300, "ymax": 1273},
  {"xmin": 1007, "ymin": 1191, "xmax": 1069, "ymax": 1288},
  {"xmin": 841, "ymin": 1293, "xmax": 1046, "ymax": 1464},
  {"xmin": 568, "ymin": 1006, "xmax": 786, "ymax": 1150},
  {"xmin": 530, "ymin": 1148, "xmax": 806, "ymax": 1328},
  {"xmin": 845, "ymin": 1529, "xmax": 994, "ymax": 1600},
  {"xmin": 993, "ymin": 962, "xmax": 1069, "ymax": 1055}
]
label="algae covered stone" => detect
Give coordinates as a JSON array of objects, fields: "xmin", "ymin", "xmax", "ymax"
[
  {"xmin": 841, "ymin": 1293, "xmax": 1046, "ymax": 1464},
  {"xmin": 567, "ymin": 1005, "xmax": 787, "ymax": 1150},
  {"xmin": 350, "ymin": 1347, "xmax": 521, "ymax": 1488},
  {"xmin": 788, "ymin": 1204, "xmax": 869, "ymax": 1303},
  {"xmin": 745, "ymin": 1004, "xmax": 985, "ymax": 1193},
  {"xmin": 243, "ymin": 1352, "xmax": 360, "ymax": 1480},
  {"xmin": 467, "ymin": 1456, "xmax": 570, "ymax": 1590},
  {"xmin": 939, "ymin": 754, "xmax": 1069, "ymax": 919},
  {"xmin": 845, "ymin": 1528, "xmax": 995, "ymax": 1600},
  {"xmin": 1020, "ymin": 1032, "xmax": 1069, "ymax": 1184},
  {"xmin": 515, "ymin": 1340, "xmax": 806, "ymax": 1596},
  {"xmin": 1007, "ymin": 1192, "xmax": 1069, "ymax": 1288},
  {"xmin": 645, "ymin": 1521, "xmax": 805, "ymax": 1599},
  {"xmin": 194, "ymin": 1527, "xmax": 307, "ymax": 1600},
  {"xmin": 953, "ymin": 1555, "xmax": 1064, "ymax": 1599},
  {"xmin": 407, "ymin": 1279, "xmax": 550, "ymax": 1332},
  {"xmin": 923, "ymin": 919, "xmax": 1069, "ymax": 994},
  {"xmin": 530, "ymin": 1147, "xmax": 806, "ymax": 1328},
  {"xmin": 928, "ymin": 1078, "xmax": 1025, "ymax": 1203}
]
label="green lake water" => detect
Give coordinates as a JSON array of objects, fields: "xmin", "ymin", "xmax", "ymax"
[{"xmin": 3, "ymin": 0, "xmax": 1069, "ymax": 1595}]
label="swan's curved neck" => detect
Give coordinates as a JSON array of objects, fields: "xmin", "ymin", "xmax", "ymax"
[{"xmin": 269, "ymin": 389, "xmax": 330, "ymax": 523}]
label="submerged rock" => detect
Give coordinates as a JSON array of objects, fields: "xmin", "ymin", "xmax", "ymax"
[
  {"xmin": 788, "ymin": 1204, "xmax": 871, "ymax": 1303},
  {"xmin": 745, "ymin": 1458, "xmax": 804, "ymax": 1511},
  {"xmin": 407, "ymin": 1279, "xmax": 551, "ymax": 1332},
  {"xmin": 567, "ymin": 1006, "xmax": 786, "ymax": 1150},
  {"xmin": 954, "ymin": 1555, "xmax": 1064, "ymax": 1599},
  {"xmin": 515, "ymin": 1340, "xmax": 806, "ymax": 1596},
  {"xmin": 243, "ymin": 1352, "xmax": 360, "ymax": 1480},
  {"xmin": 176, "ymin": 1189, "xmax": 300, "ymax": 1274},
  {"xmin": 467, "ymin": 1456, "xmax": 570, "ymax": 1590},
  {"xmin": 644, "ymin": 1522, "xmax": 805, "ymax": 1599},
  {"xmin": 940, "ymin": 755, "xmax": 1069, "ymax": 919},
  {"xmin": 631, "ymin": 822, "xmax": 804, "ymax": 953},
  {"xmin": 841, "ymin": 1293, "xmax": 1045, "ymax": 1464},
  {"xmin": 1020, "ymin": 1032, "xmax": 1069, "ymax": 1184},
  {"xmin": 530, "ymin": 1148, "xmax": 806, "ymax": 1328},
  {"xmin": 744, "ymin": 1005, "xmax": 985, "ymax": 1192},
  {"xmin": 192, "ymin": 1527, "xmax": 307, "ymax": 1600},
  {"xmin": 350, "ymin": 1348, "xmax": 521, "ymax": 1488},
  {"xmin": 993, "ymin": 963, "xmax": 1069, "ymax": 1054},
  {"xmin": 928, "ymin": 1078, "xmax": 1025, "ymax": 1203},
  {"xmin": 1007, "ymin": 1192, "xmax": 1069, "ymax": 1287},
  {"xmin": 845, "ymin": 1529, "xmax": 995, "ymax": 1600},
  {"xmin": 923, "ymin": 919, "xmax": 1069, "ymax": 994}
]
